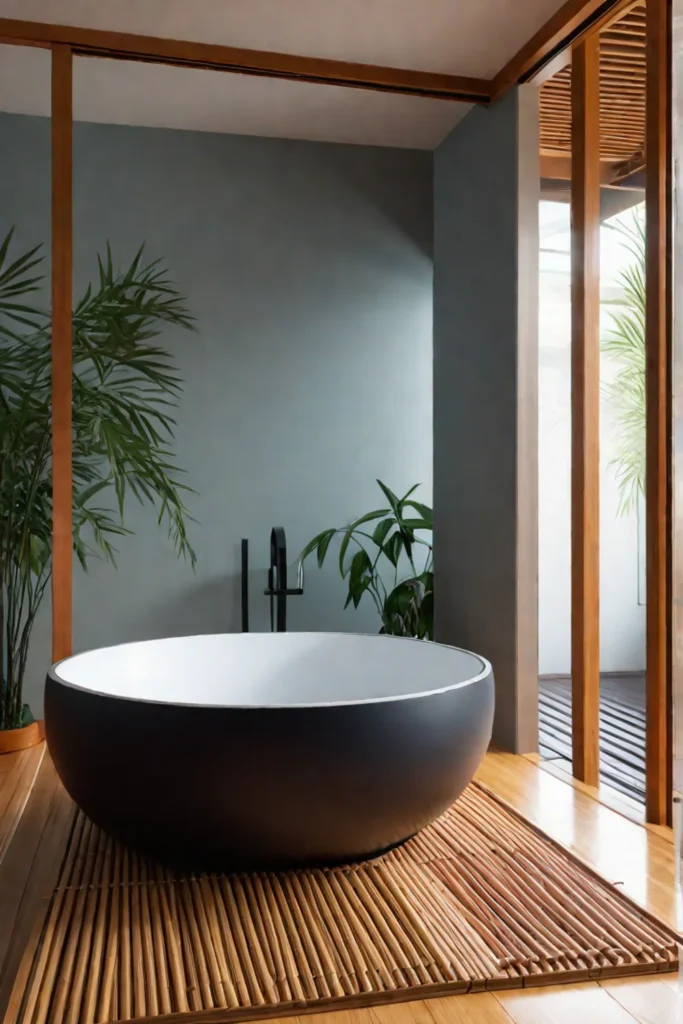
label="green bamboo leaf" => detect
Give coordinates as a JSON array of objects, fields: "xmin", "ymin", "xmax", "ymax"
[
  {"xmin": 315, "ymin": 528, "xmax": 336, "ymax": 567},
  {"xmin": 338, "ymin": 527, "xmax": 354, "ymax": 577},
  {"xmin": 401, "ymin": 517, "xmax": 431, "ymax": 531},
  {"xmin": 371, "ymin": 518, "xmax": 394, "ymax": 547},
  {"xmin": 383, "ymin": 531, "xmax": 404, "ymax": 568},
  {"xmin": 404, "ymin": 500, "xmax": 433, "ymax": 525},
  {"xmin": 347, "ymin": 508, "xmax": 390, "ymax": 529},
  {"xmin": 398, "ymin": 483, "xmax": 420, "ymax": 508},
  {"xmin": 350, "ymin": 575, "xmax": 372, "ymax": 609},
  {"xmin": 73, "ymin": 479, "xmax": 111, "ymax": 507},
  {"xmin": 300, "ymin": 528, "xmax": 335, "ymax": 564},
  {"xmin": 349, "ymin": 548, "xmax": 371, "ymax": 586},
  {"xmin": 376, "ymin": 479, "xmax": 401, "ymax": 517}
]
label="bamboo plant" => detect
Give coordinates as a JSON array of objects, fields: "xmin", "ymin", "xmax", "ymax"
[
  {"xmin": 602, "ymin": 207, "xmax": 646, "ymax": 515},
  {"xmin": 0, "ymin": 228, "xmax": 196, "ymax": 731},
  {"xmin": 301, "ymin": 480, "xmax": 433, "ymax": 639}
]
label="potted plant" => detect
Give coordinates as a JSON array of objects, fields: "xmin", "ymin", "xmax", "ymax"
[
  {"xmin": 0, "ymin": 229, "xmax": 196, "ymax": 752},
  {"xmin": 300, "ymin": 480, "xmax": 433, "ymax": 639}
]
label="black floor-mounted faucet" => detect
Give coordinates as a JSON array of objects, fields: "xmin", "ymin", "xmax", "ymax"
[{"xmin": 240, "ymin": 528, "xmax": 304, "ymax": 633}]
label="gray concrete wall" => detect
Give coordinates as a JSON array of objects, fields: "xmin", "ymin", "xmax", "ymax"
[
  {"xmin": 0, "ymin": 113, "xmax": 433, "ymax": 716},
  {"xmin": 433, "ymin": 88, "xmax": 539, "ymax": 752}
]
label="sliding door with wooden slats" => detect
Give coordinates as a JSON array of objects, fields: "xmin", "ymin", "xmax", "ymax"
[{"xmin": 567, "ymin": 1, "xmax": 673, "ymax": 823}]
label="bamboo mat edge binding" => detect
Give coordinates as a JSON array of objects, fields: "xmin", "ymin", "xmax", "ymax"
[{"xmin": 5, "ymin": 782, "xmax": 680, "ymax": 1024}]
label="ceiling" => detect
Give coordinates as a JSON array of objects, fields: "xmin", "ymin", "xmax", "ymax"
[{"xmin": 0, "ymin": 0, "xmax": 571, "ymax": 149}]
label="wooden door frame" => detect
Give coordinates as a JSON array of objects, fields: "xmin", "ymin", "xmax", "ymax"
[
  {"xmin": 570, "ymin": 32, "xmax": 602, "ymax": 787},
  {"xmin": 50, "ymin": 44, "xmax": 73, "ymax": 664},
  {"xmin": 645, "ymin": 0, "xmax": 672, "ymax": 826}
]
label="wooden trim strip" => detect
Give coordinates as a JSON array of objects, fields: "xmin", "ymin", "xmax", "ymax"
[
  {"xmin": 0, "ymin": 18, "xmax": 490, "ymax": 102},
  {"xmin": 571, "ymin": 34, "xmax": 601, "ymax": 787},
  {"xmin": 645, "ymin": 0, "xmax": 672, "ymax": 826},
  {"xmin": 50, "ymin": 44, "xmax": 73, "ymax": 664}
]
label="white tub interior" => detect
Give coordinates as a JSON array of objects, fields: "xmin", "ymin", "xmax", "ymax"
[{"xmin": 52, "ymin": 633, "xmax": 488, "ymax": 708}]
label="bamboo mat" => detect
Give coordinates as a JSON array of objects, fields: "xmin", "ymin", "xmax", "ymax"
[{"xmin": 5, "ymin": 783, "xmax": 680, "ymax": 1024}]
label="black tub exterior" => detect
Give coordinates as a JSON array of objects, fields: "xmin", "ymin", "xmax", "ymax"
[{"xmin": 45, "ymin": 667, "xmax": 494, "ymax": 871}]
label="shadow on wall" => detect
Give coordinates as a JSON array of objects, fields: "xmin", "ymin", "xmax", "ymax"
[{"xmin": 319, "ymin": 146, "xmax": 434, "ymax": 259}]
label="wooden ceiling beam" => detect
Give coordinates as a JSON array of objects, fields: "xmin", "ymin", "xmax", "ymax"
[
  {"xmin": 540, "ymin": 153, "xmax": 573, "ymax": 179},
  {"xmin": 0, "ymin": 17, "xmax": 490, "ymax": 102},
  {"xmin": 540, "ymin": 153, "xmax": 625, "ymax": 182}
]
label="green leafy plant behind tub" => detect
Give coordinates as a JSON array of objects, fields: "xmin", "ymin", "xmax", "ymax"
[
  {"xmin": 0, "ymin": 228, "xmax": 196, "ymax": 731},
  {"xmin": 301, "ymin": 480, "xmax": 434, "ymax": 639}
]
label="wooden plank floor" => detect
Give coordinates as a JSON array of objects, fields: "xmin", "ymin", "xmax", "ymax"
[
  {"xmin": 0, "ymin": 744, "xmax": 678, "ymax": 1024},
  {"xmin": 539, "ymin": 674, "xmax": 646, "ymax": 802}
]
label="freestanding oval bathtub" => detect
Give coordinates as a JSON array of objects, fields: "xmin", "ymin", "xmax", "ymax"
[{"xmin": 45, "ymin": 633, "xmax": 494, "ymax": 870}]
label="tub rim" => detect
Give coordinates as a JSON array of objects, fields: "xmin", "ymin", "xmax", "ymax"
[{"xmin": 47, "ymin": 632, "xmax": 492, "ymax": 711}]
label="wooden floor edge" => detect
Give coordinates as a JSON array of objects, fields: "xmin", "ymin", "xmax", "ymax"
[
  {"xmin": 471, "ymin": 780, "xmax": 682, "ymax": 943},
  {"xmin": 0, "ymin": 745, "xmax": 45, "ymax": 870},
  {"xmin": 522, "ymin": 753, "xmax": 668, "ymax": 835}
]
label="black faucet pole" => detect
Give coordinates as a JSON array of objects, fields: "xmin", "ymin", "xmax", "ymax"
[
  {"xmin": 241, "ymin": 539, "xmax": 249, "ymax": 633},
  {"xmin": 269, "ymin": 527, "xmax": 288, "ymax": 632}
]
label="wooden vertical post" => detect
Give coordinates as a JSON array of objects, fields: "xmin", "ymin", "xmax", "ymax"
[
  {"xmin": 645, "ymin": 0, "xmax": 671, "ymax": 825},
  {"xmin": 51, "ymin": 44, "xmax": 73, "ymax": 664},
  {"xmin": 571, "ymin": 33, "xmax": 601, "ymax": 787}
]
